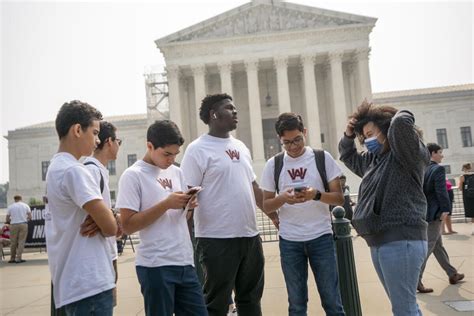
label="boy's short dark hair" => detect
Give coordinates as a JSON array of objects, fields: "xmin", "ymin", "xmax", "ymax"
[
  {"xmin": 426, "ymin": 143, "xmax": 442, "ymax": 155},
  {"xmin": 55, "ymin": 100, "xmax": 102, "ymax": 139},
  {"xmin": 96, "ymin": 121, "xmax": 117, "ymax": 150},
  {"xmin": 275, "ymin": 112, "xmax": 305, "ymax": 137},
  {"xmin": 13, "ymin": 195, "xmax": 22, "ymax": 202},
  {"xmin": 147, "ymin": 120, "xmax": 184, "ymax": 149},
  {"xmin": 199, "ymin": 93, "xmax": 233, "ymax": 124}
]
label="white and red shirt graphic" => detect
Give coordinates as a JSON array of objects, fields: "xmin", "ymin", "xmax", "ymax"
[
  {"xmin": 225, "ymin": 149, "xmax": 240, "ymax": 161},
  {"xmin": 287, "ymin": 167, "xmax": 307, "ymax": 182},
  {"xmin": 157, "ymin": 178, "xmax": 173, "ymax": 190}
]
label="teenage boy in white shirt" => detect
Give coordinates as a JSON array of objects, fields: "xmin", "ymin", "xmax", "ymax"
[
  {"xmin": 260, "ymin": 112, "xmax": 346, "ymax": 316},
  {"xmin": 45, "ymin": 100, "xmax": 117, "ymax": 315},
  {"xmin": 181, "ymin": 93, "xmax": 265, "ymax": 316},
  {"xmin": 83, "ymin": 120, "xmax": 123, "ymax": 307},
  {"xmin": 116, "ymin": 120, "xmax": 207, "ymax": 316}
]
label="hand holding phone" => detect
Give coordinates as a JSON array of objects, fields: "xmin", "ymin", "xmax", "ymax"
[
  {"xmin": 186, "ymin": 187, "xmax": 201, "ymax": 196},
  {"xmin": 184, "ymin": 186, "xmax": 202, "ymax": 212},
  {"xmin": 293, "ymin": 186, "xmax": 306, "ymax": 193}
]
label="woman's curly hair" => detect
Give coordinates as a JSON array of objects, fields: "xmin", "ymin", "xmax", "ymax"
[
  {"xmin": 350, "ymin": 101, "xmax": 423, "ymax": 153},
  {"xmin": 350, "ymin": 100, "xmax": 397, "ymax": 144}
]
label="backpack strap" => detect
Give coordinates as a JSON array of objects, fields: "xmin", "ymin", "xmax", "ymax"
[
  {"xmin": 273, "ymin": 152, "xmax": 285, "ymax": 194},
  {"xmin": 84, "ymin": 161, "xmax": 104, "ymax": 194},
  {"xmin": 314, "ymin": 149, "xmax": 329, "ymax": 192}
]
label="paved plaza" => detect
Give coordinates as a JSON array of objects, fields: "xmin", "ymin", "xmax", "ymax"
[{"xmin": 1, "ymin": 223, "xmax": 473, "ymax": 315}]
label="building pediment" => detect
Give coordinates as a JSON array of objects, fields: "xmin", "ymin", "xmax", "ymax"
[{"xmin": 156, "ymin": 1, "xmax": 376, "ymax": 46}]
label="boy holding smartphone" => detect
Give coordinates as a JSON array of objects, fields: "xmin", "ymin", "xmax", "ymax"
[
  {"xmin": 116, "ymin": 120, "xmax": 207, "ymax": 316},
  {"xmin": 260, "ymin": 112, "xmax": 345, "ymax": 315}
]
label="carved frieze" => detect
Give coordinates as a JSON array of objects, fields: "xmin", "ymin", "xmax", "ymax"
[
  {"xmin": 173, "ymin": 5, "xmax": 357, "ymax": 43},
  {"xmin": 162, "ymin": 26, "xmax": 371, "ymax": 61}
]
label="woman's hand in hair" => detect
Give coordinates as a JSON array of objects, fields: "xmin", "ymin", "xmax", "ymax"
[{"xmin": 345, "ymin": 118, "xmax": 357, "ymax": 137}]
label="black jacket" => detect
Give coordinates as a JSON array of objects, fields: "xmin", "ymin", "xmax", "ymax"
[
  {"xmin": 424, "ymin": 161, "xmax": 450, "ymax": 222},
  {"xmin": 339, "ymin": 110, "xmax": 429, "ymax": 246}
]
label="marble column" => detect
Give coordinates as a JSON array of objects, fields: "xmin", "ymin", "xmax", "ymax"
[
  {"xmin": 274, "ymin": 56, "xmax": 291, "ymax": 113},
  {"xmin": 301, "ymin": 54, "xmax": 322, "ymax": 148},
  {"xmin": 218, "ymin": 62, "xmax": 236, "ymax": 137},
  {"xmin": 167, "ymin": 65, "xmax": 183, "ymax": 129},
  {"xmin": 218, "ymin": 62, "xmax": 233, "ymax": 96},
  {"xmin": 192, "ymin": 64, "xmax": 207, "ymax": 137},
  {"xmin": 245, "ymin": 59, "xmax": 265, "ymax": 162},
  {"xmin": 347, "ymin": 62, "xmax": 359, "ymax": 111},
  {"xmin": 356, "ymin": 48, "xmax": 372, "ymax": 103},
  {"xmin": 329, "ymin": 51, "xmax": 348, "ymax": 152}
]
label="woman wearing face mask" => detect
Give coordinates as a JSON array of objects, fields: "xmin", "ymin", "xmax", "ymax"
[{"xmin": 338, "ymin": 101, "xmax": 429, "ymax": 316}]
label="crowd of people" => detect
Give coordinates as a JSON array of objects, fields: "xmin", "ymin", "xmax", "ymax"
[{"xmin": 5, "ymin": 95, "xmax": 473, "ymax": 316}]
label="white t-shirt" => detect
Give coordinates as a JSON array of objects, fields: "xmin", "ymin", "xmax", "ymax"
[
  {"xmin": 7, "ymin": 201, "xmax": 31, "ymax": 224},
  {"xmin": 260, "ymin": 147, "xmax": 342, "ymax": 242},
  {"xmin": 115, "ymin": 160, "xmax": 194, "ymax": 268},
  {"xmin": 84, "ymin": 157, "xmax": 118, "ymax": 261},
  {"xmin": 181, "ymin": 134, "xmax": 259, "ymax": 238},
  {"xmin": 45, "ymin": 152, "xmax": 115, "ymax": 308}
]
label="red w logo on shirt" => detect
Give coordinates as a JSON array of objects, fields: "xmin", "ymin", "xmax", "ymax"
[
  {"xmin": 225, "ymin": 149, "xmax": 240, "ymax": 161},
  {"xmin": 288, "ymin": 168, "xmax": 307, "ymax": 181},
  {"xmin": 157, "ymin": 178, "xmax": 173, "ymax": 190}
]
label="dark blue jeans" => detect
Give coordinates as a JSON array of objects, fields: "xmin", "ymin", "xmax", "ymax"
[
  {"xmin": 136, "ymin": 265, "xmax": 207, "ymax": 316},
  {"xmin": 279, "ymin": 234, "xmax": 345, "ymax": 316},
  {"xmin": 64, "ymin": 289, "xmax": 113, "ymax": 316}
]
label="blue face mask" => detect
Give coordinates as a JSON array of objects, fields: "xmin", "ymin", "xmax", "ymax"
[{"xmin": 364, "ymin": 135, "xmax": 382, "ymax": 155}]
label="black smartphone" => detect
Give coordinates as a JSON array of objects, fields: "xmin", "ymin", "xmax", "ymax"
[{"xmin": 294, "ymin": 186, "xmax": 306, "ymax": 193}]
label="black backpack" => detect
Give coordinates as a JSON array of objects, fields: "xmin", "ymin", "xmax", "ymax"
[
  {"xmin": 464, "ymin": 174, "xmax": 474, "ymax": 198},
  {"xmin": 84, "ymin": 161, "xmax": 104, "ymax": 194},
  {"xmin": 273, "ymin": 149, "xmax": 329, "ymax": 194}
]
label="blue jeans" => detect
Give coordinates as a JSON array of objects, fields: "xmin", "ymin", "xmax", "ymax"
[
  {"xmin": 64, "ymin": 289, "xmax": 113, "ymax": 316},
  {"xmin": 370, "ymin": 240, "xmax": 427, "ymax": 316},
  {"xmin": 136, "ymin": 265, "xmax": 207, "ymax": 316},
  {"xmin": 279, "ymin": 234, "xmax": 345, "ymax": 316}
]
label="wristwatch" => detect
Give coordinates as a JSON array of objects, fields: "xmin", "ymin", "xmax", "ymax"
[{"xmin": 313, "ymin": 190, "xmax": 322, "ymax": 201}]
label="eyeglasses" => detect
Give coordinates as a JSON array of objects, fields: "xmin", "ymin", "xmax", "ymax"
[
  {"xmin": 281, "ymin": 136, "xmax": 304, "ymax": 148},
  {"xmin": 115, "ymin": 138, "xmax": 122, "ymax": 146}
]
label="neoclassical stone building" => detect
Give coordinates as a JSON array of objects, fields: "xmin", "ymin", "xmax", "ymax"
[
  {"xmin": 6, "ymin": 114, "xmax": 149, "ymax": 204},
  {"xmin": 154, "ymin": 0, "xmax": 376, "ymax": 168},
  {"xmin": 5, "ymin": 0, "xmax": 473, "ymax": 203},
  {"xmin": 373, "ymin": 84, "xmax": 474, "ymax": 182}
]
